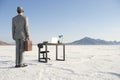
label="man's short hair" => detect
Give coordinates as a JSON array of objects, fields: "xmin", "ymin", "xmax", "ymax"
[{"xmin": 17, "ymin": 6, "xmax": 24, "ymax": 13}]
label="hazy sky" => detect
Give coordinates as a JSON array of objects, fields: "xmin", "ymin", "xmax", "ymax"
[{"xmin": 1, "ymin": 0, "xmax": 120, "ymax": 44}]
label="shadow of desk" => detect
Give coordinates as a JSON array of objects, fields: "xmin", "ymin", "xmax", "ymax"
[{"xmin": 38, "ymin": 43, "xmax": 65, "ymax": 61}]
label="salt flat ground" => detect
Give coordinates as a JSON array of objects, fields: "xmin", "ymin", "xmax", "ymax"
[{"xmin": 0, "ymin": 45, "xmax": 120, "ymax": 80}]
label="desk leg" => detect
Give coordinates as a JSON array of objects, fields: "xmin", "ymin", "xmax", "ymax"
[
  {"xmin": 56, "ymin": 45, "xmax": 58, "ymax": 60},
  {"xmin": 63, "ymin": 44, "xmax": 65, "ymax": 61},
  {"xmin": 56, "ymin": 44, "xmax": 65, "ymax": 61}
]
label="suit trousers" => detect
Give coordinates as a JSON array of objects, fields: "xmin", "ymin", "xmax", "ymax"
[{"xmin": 15, "ymin": 39, "xmax": 25, "ymax": 66}]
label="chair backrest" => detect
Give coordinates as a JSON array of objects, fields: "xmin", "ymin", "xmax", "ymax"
[{"xmin": 37, "ymin": 44, "xmax": 43, "ymax": 48}]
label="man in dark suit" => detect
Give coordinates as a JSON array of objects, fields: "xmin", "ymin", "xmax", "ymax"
[{"xmin": 12, "ymin": 6, "xmax": 30, "ymax": 68}]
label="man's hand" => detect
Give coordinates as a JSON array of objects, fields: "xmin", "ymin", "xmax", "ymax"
[{"xmin": 25, "ymin": 37, "xmax": 30, "ymax": 40}]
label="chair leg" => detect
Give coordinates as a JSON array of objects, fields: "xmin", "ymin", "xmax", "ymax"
[
  {"xmin": 39, "ymin": 52, "xmax": 50, "ymax": 63},
  {"xmin": 38, "ymin": 53, "xmax": 41, "ymax": 62},
  {"xmin": 45, "ymin": 53, "xmax": 48, "ymax": 63},
  {"xmin": 43, "ymin": 53, "xmax": 45, "ymax": 59}
]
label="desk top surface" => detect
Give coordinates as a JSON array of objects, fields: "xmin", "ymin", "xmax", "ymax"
[{"xmin": 39, "ymin": 43, "xmax": 65, "ymax": 45}]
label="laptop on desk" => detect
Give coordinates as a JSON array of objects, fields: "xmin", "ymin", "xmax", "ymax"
[{"xmin": 51, "ymin": 37, "xmax": 58, "ymax": 44}]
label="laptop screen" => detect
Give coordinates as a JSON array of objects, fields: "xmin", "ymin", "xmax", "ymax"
[{"xmin": 51, "ymin": 37, "xmax": 58, "ymax": 43}]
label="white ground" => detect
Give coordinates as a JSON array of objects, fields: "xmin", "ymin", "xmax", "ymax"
[{"xmin": 0, "ymin": 45, "xmax": 120, "ymax": 80}]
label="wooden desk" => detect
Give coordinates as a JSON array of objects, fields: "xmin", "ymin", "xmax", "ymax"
[{"xmin": 38, "ymin": 43, "xmax": 65, "ymax": 61}]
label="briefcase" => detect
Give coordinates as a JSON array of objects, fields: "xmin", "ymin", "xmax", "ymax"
[{"xmin": 24, "ymin": 40, "xmax": 32, "ymax": 51}]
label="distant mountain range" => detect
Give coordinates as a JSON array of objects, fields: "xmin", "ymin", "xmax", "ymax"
[
  {"xmin": 0, "ymin": 41, "xmax": 9, "ymax": 45},
  {"xmin": 1, "ymin": 37, "xmax": 120, "ymax": 45},
  {"xmin": 68, "ymin": 37, "xmax": 120, "ymax": 45}
]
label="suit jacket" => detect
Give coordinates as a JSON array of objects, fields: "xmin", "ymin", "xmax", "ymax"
[{"xmin": 12, "ymin": 14, "xmax": 29, "ymax": 40}]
